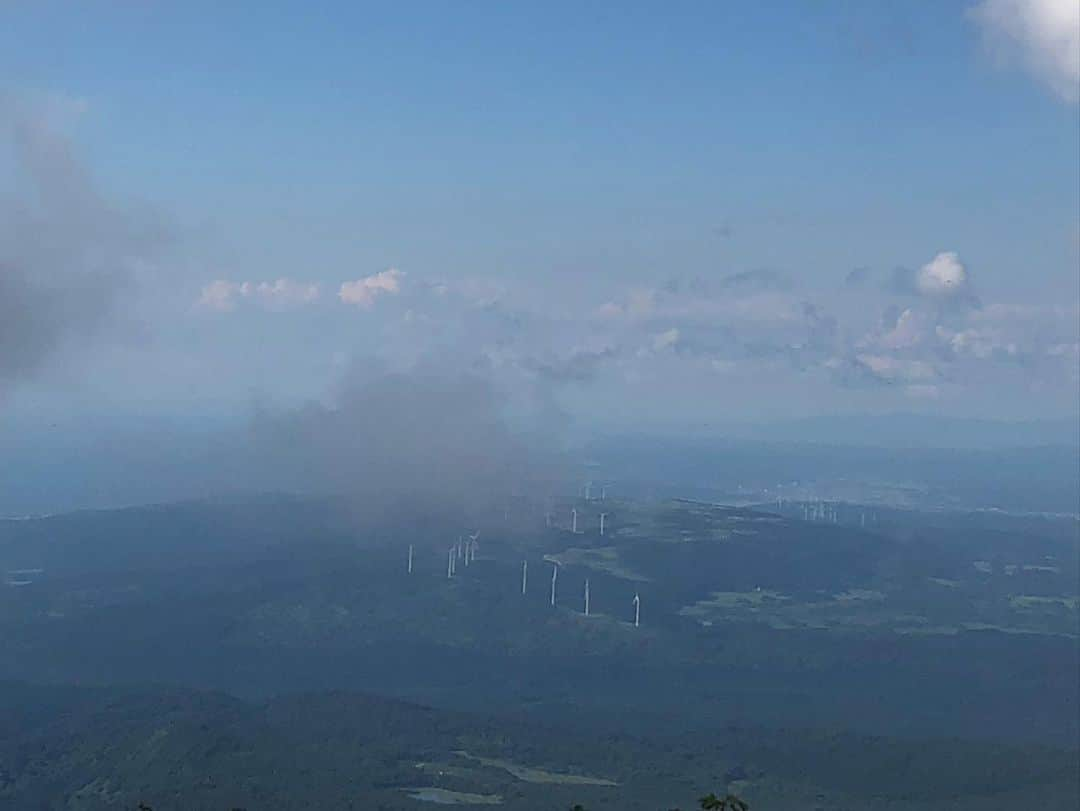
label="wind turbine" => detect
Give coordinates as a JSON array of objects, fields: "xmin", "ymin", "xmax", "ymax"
[
  {"xmin": 407, "ymin": 544, "xmax": 413, "ymax": 574},
  {"xmin": 583, "ymin": 578, "xmax": 590, "ymax": 617},
  {"xmin": 447, "ymin": 548, "xmax": 454, "ymax": 579},
  {"xmin": 599, "ymin": 512, "xmax": 608, "ymax": 536},
  {"xmin": 571, "ymin": 508, "xmax": 578, "ymax": 534},
  {"xmin": 632, "ymin": 592, "xmax": 640, "ymax": 628},
  {"xmin": 521, "ymin": 560, "xmax": 528, "ymax": 595},
  {"xmin": 601, "ymin": 485, "xmax": 607, "ymax": 501},
  {"xmin": 550, "ymin": 562, "xmax": 559, "ymax": 607},
  {"xmin": 584, "ymin": 481, "xmax": 593, "ymax": 501}
]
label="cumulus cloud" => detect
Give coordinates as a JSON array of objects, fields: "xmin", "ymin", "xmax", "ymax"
[
  {"xmin": 886, "ymin": 252, "xmax": 978, "ymax": 308},
  {"xmin": 0, "ymin": 93, "xmax": 164, "ymax": 394},
  {"xmin": 833, "ymin": 248, "xmax": 1077, "ymax": 401},
  {"xmin": 917, "ymin": 251, "xmax": 970, "ymax": 297},
  {"xmin": 879, "ymin": 307, "xmax": 932, "ymax": 350},
  {"xmin": 198, "ymin": 278, "xmax": 320, "ymax": 312},
  {"xmin": 339, "ymin": 268, "xmax": 404, "ymax": 307},
  {"xmin": 970, "ymin": 0, "xmax": 1080, "ymax": 102}
]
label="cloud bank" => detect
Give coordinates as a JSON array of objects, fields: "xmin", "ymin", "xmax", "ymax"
[{"xmin": 183, "ymin": 246, "xmax": 1076, "ymax": 418}]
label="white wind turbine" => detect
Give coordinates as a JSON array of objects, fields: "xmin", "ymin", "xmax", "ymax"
[
  {"xmin": 632, "ymin": 592, "xmax": 640, "ymax": 628},
  {"xmin": 447, "ymin": 548, "xmax": 454, "ymax": 579},
  {"xmin": 521, "ymin": 560, "xmax": 528, "ymax": 595},
  {"xmin": 571, "ymin": 508, "xmax": 578, "ymax": 534},
  {"xmin": 550, "ymin": 562, "xmax": 559, "ymax": 607},
  {"xmin": 407, "ymin": 544, "xmax": 414, "ymax": 574},
  {"xmin": 599, "ymin": 512, "xmax": 608, "ymax": 536},
  {"xmin": 583, "ymin": 578, "xmax": 590, "ymax": 617}
]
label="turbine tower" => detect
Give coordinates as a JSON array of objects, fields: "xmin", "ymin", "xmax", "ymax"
[
  {"xmin": 583, "ymin": 578, "xmax": 590, "ymax": 616},
  {"xmin": 447, "ymin": 548, "xmax": 454, "ymax": 579},
  {"xmin": 632, "ymin": 592, "xmax": 640, "ymax": 628},
  {"xmin": 599, "ymin": 512, "xmax": 608, "ymax": 536},
  {"xmin": 584, "ymin": 481, "xmax": 592, "ymax": 501},
  {"xmin": 521, "ymin": 560, "xmax": 528, "ymax": 595},
  {"xmin": 407, "ymin": 544, "xmax": 414, "ymax": 574},
  {"xmin": 550, "ymin": 562, "xmax": 559, "ymax": 607},
  {"xmin": 571, "ymin": 508, "xmax": 578, "ymax": 534}
]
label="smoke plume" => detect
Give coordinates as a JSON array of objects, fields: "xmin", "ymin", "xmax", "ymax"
[
  {"xmin": 0, "ymin": 95, "xmax": 163, "ymax": 394},
  {"xmin": 246, "ymin": 358, "xmax": 567, "ymax": 529}
]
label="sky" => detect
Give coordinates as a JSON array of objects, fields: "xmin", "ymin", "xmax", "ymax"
[{"xmin": 1, "ymin": 0, "xmax": 1078, "ymax": 432}]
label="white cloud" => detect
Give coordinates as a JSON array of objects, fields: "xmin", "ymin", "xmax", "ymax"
[
  {"xmin": 879, "ymin": 308, "xmax": 930, "ymax": 349},
  {"xmin": 339, "ymin": 268, "xmax": 404, "ymax": 307},
  {"xmin": 250, "ymin": 279, "xmax": 320, "ymax": 309},
  {"xmin": 197, "ymin": 280, "xmax": 243, "ymax": 312},
  {"xmin": 917, "ymin": 251, "xmax": 970, "ymax": 297},
  {"xmin": 652, "ymin": 328, "xmax": 680, "ymax": 352},
  {"xmin": 971, "ymin": 0, "xmax": 1080, "ymax": 103},
  {"xmin": 197, "ymin": 278, "xmax": 320, "ymax": 312}
]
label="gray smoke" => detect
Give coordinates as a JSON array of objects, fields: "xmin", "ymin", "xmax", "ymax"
[
  {"xmin": 246, "ymin": 358, "xmax": 567, "ymax": 528},
  {"xmin": 0, "ymin": 96, "xmax": 163, "ymax": 393}
]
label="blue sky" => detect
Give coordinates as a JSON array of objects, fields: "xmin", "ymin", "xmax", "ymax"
[{"xmin": 1, "ymin": 1, "xmax": 1078, "ymax": 427}]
